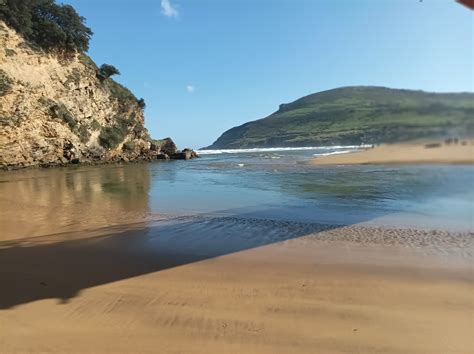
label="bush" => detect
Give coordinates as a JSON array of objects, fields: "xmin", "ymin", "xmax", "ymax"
[
  {"xmin": 0, "ymin": 0, "xmax": 93, "ymax": 53},
  {"xmin": 99, "ymin": 126, "xmax": 126, "ymax": 149},
  {"xmin": 77, "ymin": 124, "xmax": 90, "ymax": 143},
  {"xmin": 98, "ymin": 114, "xmax": 136, "ymax": 149},
  {"xmin": 90, "ymin": 119, "xmax": 101, "ymax": 131},
  {"xmin": 42, "ymin": 99, "xmax": 96, "ymax": 143},
  {"xmin": 137, "ymin": 98, "xmax": 146, "ymax": 109},
  {"xmin": 0, "ymin": 110, "xmax": 20, "ymax": 126},
  {"xmin": 0, "ymin": 69, "xmax": 13, "ymax": 96},
  {"xmin": 49, "ymin": 102, "xmax": 76, "ymax": 128},
  {"xmin": 17, "ymin": 40, "xmax": 41, "ymax": 53},
  {"xmin": 5, "ymin": 48, "xmax": 16, "ymax": 56},
  {"xmin": 98, "ymin": 64, "xmax": 120, "ymax": 80}
]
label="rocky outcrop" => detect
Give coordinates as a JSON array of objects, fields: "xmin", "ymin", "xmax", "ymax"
[
  {"xmin": 150, "ymin": 138, "xmax": 177, "ymax": 157},
  {"xmin": 0, "ymin": 21, "xmax": 197, "ymax": 170},
  {"xmin": 172, "ymin": 148, "xmax": 199, "ymax": 160}
]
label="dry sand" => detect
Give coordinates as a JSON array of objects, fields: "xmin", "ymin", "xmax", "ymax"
[
  {"xmin": 1, "ymin": 217, "xmax": 473, "ymax": 354},
  {"xmin": 311, "ymin": 140, "xmax": 474, "ymax": 165}
]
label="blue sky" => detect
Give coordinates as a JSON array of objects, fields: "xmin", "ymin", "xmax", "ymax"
[{"xmin": 65, "ymin": 0, "xmax": 473, "ymax": 148}]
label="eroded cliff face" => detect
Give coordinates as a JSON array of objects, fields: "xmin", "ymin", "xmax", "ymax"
[{"xmin": 0, "ymin": 21, "xmax": 175, "ymax": 169}]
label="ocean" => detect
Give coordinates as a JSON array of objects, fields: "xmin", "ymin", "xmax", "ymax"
[{"xmin": 1, "ymin": 146, "xmax": 472, "ymax": 240}]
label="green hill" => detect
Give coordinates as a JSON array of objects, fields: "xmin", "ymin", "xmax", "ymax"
[{"xmin": 205, "ymin": 86, "xmax": 474, "ymax": 149}]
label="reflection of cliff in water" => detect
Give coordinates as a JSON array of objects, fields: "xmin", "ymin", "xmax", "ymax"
[{"xmin": 0, "ymin": 164, "xmax": 151, "ymax": 240}]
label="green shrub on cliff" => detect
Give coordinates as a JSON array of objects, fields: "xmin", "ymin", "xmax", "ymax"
[
  {"xmin": 98, "ymin": 115, "xmax": 138, "ymax": 149},
  {"xmin": 77, "ymin": 124, "xmax": 90, "ymax": 143},
  {"xmin": 137, "ymin": 98, "xmax": 146, "ymax": 110},
  {"xmin": 99, "ymin": 126, "xmax": 126, "ymax": 149},
  {"xmin": 90, "ymin": 119, "xmax": 101, "ymax": 131},
  {"xmin": 0, "ymin": 0, "xmax": 93, "ymax": 53},
  {"xmin": 97, "ymin": 64, "xmax": 120, "ymax": 80},
  {"xmin": 0, "ymin": 69, "xmax": 13, "ymax": 95},
  {"xmin": 5, "ymin": 48, "xmax": 16, "ymax": 56},
  {"xmin": 49, "ymin": 102, "xmax": 76, "ymax": 129}
]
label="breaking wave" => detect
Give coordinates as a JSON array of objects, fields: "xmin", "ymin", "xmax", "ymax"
[
  {"xmin": 197, "ymin": 145, "xmax": 371, "ymax": 155},
  {"xmin": 312, "ymin": 149, "xmax": 360, "ymax": 157}
]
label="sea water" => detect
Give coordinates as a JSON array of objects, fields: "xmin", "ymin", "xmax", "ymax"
[{"xmin": 1, "ymin": 146, "xmax": 473, "ymax": 240}]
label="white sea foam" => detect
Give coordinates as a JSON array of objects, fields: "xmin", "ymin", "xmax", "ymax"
[
  {"xmin": 197, "ymin": 145, "xmax": 371, "ymax": 155},
  {"xmin": 312, "ymin": 149, "xmax": 360, "ymax": 157}
]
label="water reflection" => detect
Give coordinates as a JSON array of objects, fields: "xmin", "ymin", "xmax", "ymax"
[
  {"xmin": 0, "ymin": 164, "xmax": 151, "ymax": 240},
  {"xmin": 1, "ymin": 151, "xmax": 472, "ymax": 241}
]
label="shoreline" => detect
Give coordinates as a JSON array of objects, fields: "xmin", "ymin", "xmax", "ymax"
[
  {"xmin": 0, "ymin": 150, "xmax": 199, "ymax": 172},
  {"xmin": 310, "ymin": 140, "xmax": 474, "ymax": 165},
  {"xmin": 0, "ymin": 155, "xmax": 175, "ymax": 173}
]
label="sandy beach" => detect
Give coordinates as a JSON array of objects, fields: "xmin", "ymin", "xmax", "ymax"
[
  {"xmin": 311, "ymin": 140, "xmax": 474, "ymax": 165},
  {"xmin": 1, "ymin": 216, "xmax": 473, "ymax": 354},
  {"xmin": 1, "ymin": 156, "xmax": 473, "ymax": 354}
]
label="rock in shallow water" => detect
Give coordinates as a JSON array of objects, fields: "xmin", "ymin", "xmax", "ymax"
[{"xmin": 171, "ymin": 148, "xmax": 199, "ymax": 160}]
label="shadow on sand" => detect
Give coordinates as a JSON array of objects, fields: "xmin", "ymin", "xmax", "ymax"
[{"xmin": 0, "ymin": 212, "xmax": 370, "ymax": 310}]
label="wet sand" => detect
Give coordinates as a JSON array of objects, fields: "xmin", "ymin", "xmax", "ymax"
[
  {"xmin": 1, "ymin": 217, "xmax": 473, "ymax": 354},
  {"xmin": 311, "ymin": 141, "xmax": 474, "ymax": 165}
]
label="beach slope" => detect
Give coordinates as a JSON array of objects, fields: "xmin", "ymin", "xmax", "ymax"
[{"xmin": 311, "ymin": 141, "xmax": 474, "ymax": 165}]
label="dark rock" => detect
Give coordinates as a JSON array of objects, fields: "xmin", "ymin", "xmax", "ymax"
[
  {"xmin": 122, "ymin": 141, "xmax": 135, "ymax": 151},
  {"xmin": 182, "ymin": 148, "xmax": 199, "ymax": 158},
  {"xmin": 424, "ymin": 143, "xmax": 441, "ymax": 149},
  {"xmin": 63, "ymin": 140, "xmax": 81, "ymax": 162},
  {"xmin": 150, "ymin": 137, "xmax": 177, "ymax": 155},
  {"xmin": 171, "ymin": 148, "xmax": 198, "ymax": 160},
  {"xmin": 171, "ymin": 151, "xmax": 190, "ymax": 160},
  {"xmin": 160, "ymin": 138, "xmax": 178, "ymax": 155},
  {"xmin": 84, "ymin": 147, "xmax": 104, "ymax": 161},
  {"xmin": 156, "ymin": 153, "xmax": 170, "ymax": 160}
]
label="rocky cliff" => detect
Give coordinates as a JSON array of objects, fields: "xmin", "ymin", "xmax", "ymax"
[{"xmin": 0, "ymin": 21, "xmax": 185, "ymax": 170}]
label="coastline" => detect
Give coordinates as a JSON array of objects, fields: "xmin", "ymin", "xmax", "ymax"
[
  {"xmin": 1, "ymin": 147, "xmax": 472, "ymax": 353},
  {"xmin": 0, "ymin": 147, "xmax": 200, "ymax": 172},
  {"xmin": 310, "ymin": 140, "xmax": 474, "ymax": 165},
  {"xmin": 1, "ymin": 217, "xmax": 473, "ymax": 353}
]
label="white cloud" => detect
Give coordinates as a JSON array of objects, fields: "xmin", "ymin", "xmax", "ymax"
[
  {"xmin": 186, "ymin": 85, "xmax": 195, "ymax": 93},
  {"xmin": 161, "ymin": 0, "xmax": 179, "ymax": 18}
]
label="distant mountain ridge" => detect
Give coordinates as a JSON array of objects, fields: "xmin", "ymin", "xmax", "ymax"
[{"xmin": 205, "ymin": 86, "xmax": 474, "ymax": 149}]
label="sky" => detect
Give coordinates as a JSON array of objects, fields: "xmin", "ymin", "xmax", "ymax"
[{"xmin": 64, "ymin": 0, "xmax": 473, "ymax": 149}]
